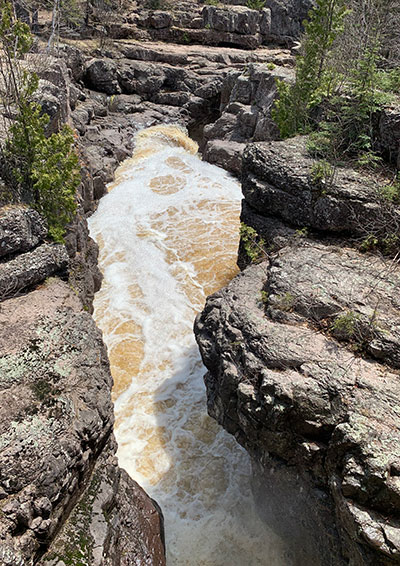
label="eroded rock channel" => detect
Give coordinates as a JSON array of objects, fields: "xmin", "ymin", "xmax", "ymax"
[
  {"xmin": 0, "ymin": 20, "xmax": 295, "ymax": 565},
  {"xmin": 1, "ymin": 0, "xmax": 400, "ymax": 564}
]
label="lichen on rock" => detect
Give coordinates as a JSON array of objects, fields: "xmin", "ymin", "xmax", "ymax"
[{"xmin": 195, "ymin": 135, "xmax": 400, "ymax": 565}]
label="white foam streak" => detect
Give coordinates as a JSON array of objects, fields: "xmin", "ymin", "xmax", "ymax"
[{"xmin": 89, "ymin": 128, "xmax": 287, "ymax": 565}]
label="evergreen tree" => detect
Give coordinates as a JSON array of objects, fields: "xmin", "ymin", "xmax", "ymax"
[
  {"xmin": 272, "ymin": 0, "xmax": 399, "ymax": 162},
  {"xmin": 272, "ymin": 0, "xmax": 348, "ymax": 138},
  {"xmin": 0, "ymin": 1, "xmax": 80, "ymax": 242}
]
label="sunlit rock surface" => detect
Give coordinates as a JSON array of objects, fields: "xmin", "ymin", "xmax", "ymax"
[
  {"xmin": 0, "ymin": 278, "xmax": 165, "ymax": 565},
  {"xmin": 195, "ymin": 137, "xmax": 400, "ymax": 565}
]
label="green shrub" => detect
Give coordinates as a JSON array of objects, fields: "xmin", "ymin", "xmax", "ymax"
[
  {"xmin": 181, "ymin": 31, "xmax": 191, "ymax": 44},
  {"xmin": 377, "ymin": 68, "xmax": 400, "ymax": 94},
  {"xmin": 377, "ymin": 175, "xmax": 400, "ymax": 203},
  {"xmin": 247, "ymin": 0, "xmax": 265, "ymax": 10},
  {"xmin": 356, "ymin": 151, "xmax": 382, "ymax": 170},
  {"xmin": 295, "ymin": 227, "xmax": 308, "ymax": 238},
  {"xmin": 272, "ymin": 0, "xmax": 348, "ymax": 138},
  {"xmin": 310, "ymin": 160, "xmax": 334, "ymax": 186},
  {"xmin": 272, "ymin": 0, "xmax": 395, "ymax": 166},
  {"xmin": 274, "ymin": 292, "xmax": 295, "ymax": 312},
  {"xmin": 382, "ymin": 233, "xmax": 400, "ymax": 254},
  {"xmin": 306, "ymin": 123, "xmax": 334, "ymax": 158},
  {"xmin": 330, "ymin": 311, "xmax": 360, "ymax": 339},
  {"xmin": 240, "ymin": 223, "xmax": 266, "ymax": 263},
  {"xmin": 359, "ymin": 234, "xmax": 379, "ymax": 252}
]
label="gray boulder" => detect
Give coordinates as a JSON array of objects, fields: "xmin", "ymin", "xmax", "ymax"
[
  {"xmin": 265, "ymin": 0, "xmax": 315, "ymax": 44},
  {"xmin": 148, "ymin": 10, "xmax": 173, "ymax": 29},
  {"xmin": 195, "ymin": 255, "xmax": 400, "ymax": 565},
  {"xmin": 0, "ymin": 243, "xmax": 68, "ymax": 299},
  {"xmin": 204, "ymin": 63, "xmax": 292, "ymax": 150},
  {"xmin": 202, "ymin": 5, "xmax": 261, "ymax": 35},
  {"xmin": 56, "ymin": 43, "xmax": 85, "ymax": 81},
  {"xmin": 0, "ymin": 207, "xmax": 47, "ymax": 258},
  {"xmin": 212, "ymin": 0, "xmax": 314, "ymax": 43},
  {"xmin": 35, "ymin": 79, "xmax": 69, "ymax": 135},
  {"xmin": 203, "ymin": 139, "xmax": 244, "ymax": 175},
  {"xmin": 118, "ymin": 60, "xmax": 167, "ymax": 96},
  {"xmin": 85, "ymin": 59, "xmax": 121, "ymax": 95}
]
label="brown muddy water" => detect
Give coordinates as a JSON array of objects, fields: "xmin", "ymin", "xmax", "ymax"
[{"xmin": 88, "ymin": 125, "xmax": 288, "ymax": 565}]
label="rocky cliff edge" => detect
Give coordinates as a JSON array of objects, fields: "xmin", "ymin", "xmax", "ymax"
[
  {"xmin": 195, "ymin": 137, "xmax": 400, "ymax": 565},
  {"xmin": 0, "ymin": 206, "xmax": 165, "ymax": 566}
]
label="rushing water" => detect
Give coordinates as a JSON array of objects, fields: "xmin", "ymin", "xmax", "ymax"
[{"xmin": 88, "ymin": 126, "xmax": 287, "ymax": 565}]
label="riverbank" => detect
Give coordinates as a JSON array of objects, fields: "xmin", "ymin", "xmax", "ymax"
[
  {"xmin": 0, "ymin": 19, "xmax": 295, "ymax": 563},
  {"xmin": 1, "ymin": 1, "xmax": 399, "ymax": 563}
]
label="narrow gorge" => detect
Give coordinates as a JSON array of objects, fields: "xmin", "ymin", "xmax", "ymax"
[
  {"xmin": 0, "ymin": 0, "xmax": 399, "ymax": 565},
  {"xmin": 88, "ymin": 125, "xmax": 289, "ymax": 564}
]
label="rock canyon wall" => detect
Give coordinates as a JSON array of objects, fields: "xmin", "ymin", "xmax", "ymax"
[
  {"xmin": 1, "ymin": 0, "xmax": 400, "ymax": 564},
  {"xmin": 194, "ymin": 140, "xmax": 400, "ymax": 564}
]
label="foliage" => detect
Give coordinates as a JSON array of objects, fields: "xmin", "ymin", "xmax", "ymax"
[
  {"xmin": 239, "ymin": 223, "xmax": 266, "ymax": 263},
  {"xmin": 330, "ymin": 309, "xmax": 381, "ymax": 353},
  {"xmin": 181, "ymin": 31, "xmax": 190, "ymax": 44},
  {"xmin": 327, "ymin": 46, "xmax": 392, "ymax": 159},
  {"xmin": 356, "ymin": 150, "xmax": 382, "ymax": 170},
  {"xmin": 272, "ymin": 0, "xmax": 399, "ymax": 162},
  {"xmin": 204, "ymin": 0, "xmax": 219, "ymax": 5},
  {"xmin": 272, "ymin": 0, "xmax": 348, "ymax": 138},
  {"xmin": 1, "ymin": 3, "xmax": 33, "ymax": 54},
  {"xmin": 246, "ymin": 0, "xmax": 265, "ymax": 10},
  {"xmin": 295, "ymin": 226, "xmax": 308, "ymax": 238},
  {"xmin": 306, "ymin": 122, "xmax": 334, "ymax": 158},
  {"xmin": 381, "ymin": 233, "xmax": 400, "ymax": 254},
  {"xmin": 274, "ymin": 292, "xmax": 295, "ymax": 312},
  {"xmin": 12, "ymin": 0, "xmax": 129, "ymax": 36},
  {"xmin": 267, "ymin": 62, "xmax": 276, "ymax": 71},
  {"xmin": 357, "ymin": 173, "xmax": 400, "ymax": 255},
  {"xmin": 359, "ymin": 234, "xmax": 379, "ymax": 252},
  {"xmin": 377, "ymin": 68, "xmax": 400, "ymax": 93},
  {"xmin": 377, "ymin": 175, "xmax": 400, "ymax": 203},
  {"xmin": 330, "ymin": 310, "xmax": 360, "ymax": 339},
  {"xmin": 271, "ymin": 0, "xmax": 400, "ymax": 256},
  {"xmin": 310, "ymin": 159, "xmax": 334, "ymax": 186},
  {"xmin": 0, "ymin": 1, "xmax": 79, "ymax": 242},
  {"xmin": 63, "ymin": 0, "xmax": 83, "ymax": 27}
]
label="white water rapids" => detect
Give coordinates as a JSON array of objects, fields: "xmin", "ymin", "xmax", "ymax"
[{"xmin": 88, "ymin": 126, "xmax": 287, "ymax": 565}]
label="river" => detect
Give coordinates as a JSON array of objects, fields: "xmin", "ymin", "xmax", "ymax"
[{"xmin": 88, "ymin": 125, "xmax": 287, "ymax": 565}]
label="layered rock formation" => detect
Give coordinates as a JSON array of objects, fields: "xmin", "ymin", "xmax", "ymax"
[
  {"xmin": 195, "ymin": 138, "xmax": 400, "ymax": 565},
  {"xmin": 1, "ymin": 19, "xmax": 296, "ymax": 561},
  {"xmin": 0, "ymin": 25, "xmax": 293, "ymax": 562},
  {"xmin": 0, "ymin": 40, "xmax": 169, "ymax": 566},
  {"xmin": 0, "ymin": 207, "xmax": 165, "ymax": 566},
  {"xmin": 83, "ymin": 0, "xmax": 313, "ymax": 49},
  {"xmin": 75, "ymin": 39, "xmax": 293, "ymax": 176},
  {"xmin": 203, "ymin": 62, "xmax": 293, "ymax": 173},
  {"xmin": 2, "ymin": 1, "xmax": 399, "ymax": 562}
]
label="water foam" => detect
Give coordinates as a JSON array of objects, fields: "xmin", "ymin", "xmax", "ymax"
[{"xmin": 89, "ymin": 126, "xmax": 287, "ymax": 565}]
